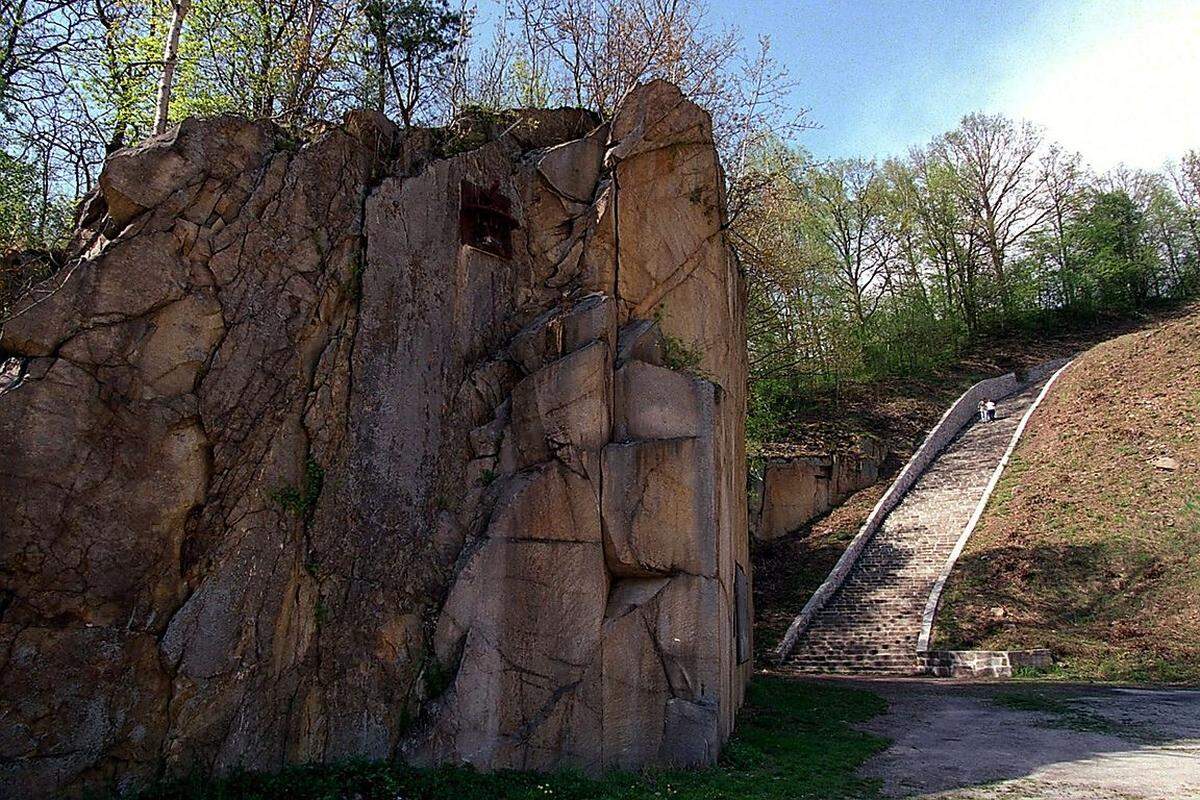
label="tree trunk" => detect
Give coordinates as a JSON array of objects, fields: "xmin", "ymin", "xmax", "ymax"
[
  {"xmin": 376, "ymin": 30, "xmax": 388, "ymax": 113},
  {"xmin": 154, "ymin": 0, "xmax": 192, "ymax": 135}
]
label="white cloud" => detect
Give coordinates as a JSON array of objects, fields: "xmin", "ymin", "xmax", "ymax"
[{"xmin": 995, "ymin": 0, "xmax": 1200, "ymax": 170}]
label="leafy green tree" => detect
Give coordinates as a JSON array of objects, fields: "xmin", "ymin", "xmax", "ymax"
[
  {"xmin": 1070, "ymin": 190, "xmax": 1155, "ymax": 311},
  {"xmin": 0, "ymin": 149, "xmax": 69, "ymax": 317},
  {"xmin": 360, "ymin": 0, "xmax": 465, "ymax": 125},
  {"xmin": 1144, "ymin": 180, "xmax": 1197, "ymax": 296},
  {"xmin": 0, "ymin": 150, "xmax": 40, "ymax": 250}
]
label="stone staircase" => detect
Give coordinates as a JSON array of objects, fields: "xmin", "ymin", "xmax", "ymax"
[{"xmin": 778, "ymin": 378, "xmax": 1051, "ymax": 675}]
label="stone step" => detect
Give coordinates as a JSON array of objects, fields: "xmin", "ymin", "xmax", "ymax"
[
  {"xmin": 787, "ymin": 655, "xmax": 919, "ymax": 667},
  {"xmin": 783, "ymin": 660, "xmax": 921, "ymax": 675},
  {"xmin": 780, "ymin": 378, "xmax": 1051, "ymax": 676},
  {"xmin": 793, "ymin": 643, "xmax": 915, "ymax": 654}
]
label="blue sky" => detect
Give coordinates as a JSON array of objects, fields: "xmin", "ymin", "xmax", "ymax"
[{"xmin": 706, "ymin": 0, "xmax": 1200, "ymax": 170}]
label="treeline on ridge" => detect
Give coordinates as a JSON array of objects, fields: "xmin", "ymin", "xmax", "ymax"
[
  {"xmin": 736, "ymin": 122, "xmax": 1200, "ymax": 443},
  {"xmin": 3, "ymin": 0, "xmax": 1198, "ymax": 447}
]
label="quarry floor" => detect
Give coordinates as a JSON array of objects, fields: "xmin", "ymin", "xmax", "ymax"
[{"xmin": 836, "ymin": 677, "xmax": 1200, "ymax": 799}]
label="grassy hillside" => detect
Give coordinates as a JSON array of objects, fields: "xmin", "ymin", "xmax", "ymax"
[{"xmin": 934, "ymin": 305, "xmax": 1200, "ymax": 683}]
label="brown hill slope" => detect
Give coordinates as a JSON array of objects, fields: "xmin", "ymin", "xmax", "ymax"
[{"xmin": 933, "ymin": 305, "xmax": 1200, "ymax": 682}]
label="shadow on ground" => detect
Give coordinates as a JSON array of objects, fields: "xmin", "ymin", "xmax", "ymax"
[{"xmin": 834, "ymin": 676, "xmax": 1200, "ymax": 799}]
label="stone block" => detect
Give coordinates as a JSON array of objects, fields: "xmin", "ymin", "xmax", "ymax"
[
  {"xmin": 538, "ymin": 137, "xmax": 604, "ymax": 203},
  {"xmin": 431, "ymin": 534, "xmax": 608, "ymax": 769},
  {"xmin": 601, "ymin": 439, "xmax": 716, "ymax": 578},
  {"xmin": 615, "ymin": 319, "xmax": 666, "ymax": 367},
  {"xmin": 586, "ymin": 573, "xmax": 724, "ymax": 771},
  {"xmin": 756, "ymin": 446, "xmax": 886, "ymax": 541},
  {"xmin": 661, "ymin": 697, "xmax": 719, "ymax": 766},
  {"xmin": 509, "ymin": 294, "xmax": 615, "ymax": 375},
  {"xmin": 612, "ymin": 359, "xmax": 714, "ymax": 441},
  {"xmin": 757, "ymin": 457, "xmax": 832, "ymax": 540},
  {"xmin": 595, "ymin": 589, "xmax": 671, "ymax": 769},
  {"xmin": 509, "ymin": 340, "xmax": 611, "ymax": 470},
  {"xmin": 489, "ymin": 460, "xmax": 601, "ymax": 544}
]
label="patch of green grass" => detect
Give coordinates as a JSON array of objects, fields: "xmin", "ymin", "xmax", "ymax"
[
  {"xmin": 273, "ymin": 132, "xmax": 303, "ymax": 153},
  {"xmin": 1010, "ymin": 664, "xmax": 1069, "ymax": 680},
  {"xmin": 661, "ymin": 333, "xmax": 705, "ymax": 374},
  {"xmin": 983, "ymin": 456, "xmax": 1028, "ymax": 512},
  {"xmin": 1185, "ymin": 494, "xmax": 1200, "ymax": 534},
  {"xmin": 438, "ymin": 107, "xmax": 520, "ymax": 157},
  {"xmin": 992, "ymin": 690, "xmax": 1161, "ymax": 742},
  {"xmin": 111, "ymin": 678, "xmax": 887, "ymax": 800},
  {"xmin": 652, "ymin": 305, "xmax": 713, "ymax": 381}
]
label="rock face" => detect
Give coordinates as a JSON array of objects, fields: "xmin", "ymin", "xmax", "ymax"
[
  {"xmin": 0, "ymin": 81, "xmax": 750, "ymax": 797},
  {"xmin": 755, "ymin": 437, "xmax": 886, "ymax": 541}
]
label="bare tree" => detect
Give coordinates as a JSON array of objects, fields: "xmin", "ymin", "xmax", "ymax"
[
  {"xmin": 798, "ymin": 159, "xmax": 893, "ymax": 335},
  {"xmin": 482, "ymin": 0, "xmax": 806, "ymax": 226},
  {"xmin": 1, "ymin": 0, "xmax": 83, "ymax": 108},
  {"xmin": 1167, "ymin": 151, "xmax": 1200, "ymax": 258},
  {"xmin": 914, "ymin": 144, "xmax": 986, "ymax": 332},
  {"xmin": 1038, "ymin": 144, "xmax": 1088, "ymax": 307},
  {"xmin": 936, "ymin": 114, "xmax": 1050, "ymax": 318}
]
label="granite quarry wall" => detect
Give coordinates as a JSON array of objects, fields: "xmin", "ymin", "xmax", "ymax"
[
  {"xmin": 0, "ymin": 81, "xmax": 751, "ymax": 798},
  {"xmin": 753, "ymin": 436, "xmax": 887, "ymax": 541}
]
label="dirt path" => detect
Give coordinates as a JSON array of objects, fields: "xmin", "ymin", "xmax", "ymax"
[{"xmin": 841, "ymin": 678, "xmax": 1200, "ymax": 799}]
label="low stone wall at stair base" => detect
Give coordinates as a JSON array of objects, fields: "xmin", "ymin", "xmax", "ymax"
[
  {"xmin": 920, "ymin": 649, "xmax": 1053, "ymax": 678},
  {"xmin": 770, "ymin": 371, "xmax": 1020, "ymax": 663}
]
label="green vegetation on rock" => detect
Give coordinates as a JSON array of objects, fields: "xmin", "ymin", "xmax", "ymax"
[{"xmin": 269, "ymin": 458, "xmax": 326, "ymax": 519}]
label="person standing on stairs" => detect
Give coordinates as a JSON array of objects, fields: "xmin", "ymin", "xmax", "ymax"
[
  {"xmin": 978, "ymin": 400, "xmax": 987, "ymax": 422},
  {"xmin": 986, "ymin": 399, "xmax": 997, "ymax": 422}
]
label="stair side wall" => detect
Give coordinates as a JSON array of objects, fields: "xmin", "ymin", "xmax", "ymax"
[{"xmin": 771, "ymin": 372, "xmax": 1020, "ymax": 662}]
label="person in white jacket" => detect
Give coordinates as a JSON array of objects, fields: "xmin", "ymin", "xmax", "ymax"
[{"xmin": 986, "ymin": 399, "xmax": 997, "ymax": 422}]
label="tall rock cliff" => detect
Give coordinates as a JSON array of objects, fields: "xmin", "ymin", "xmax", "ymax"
[{"xmin": 0, "ymin": 81, "xmax": 750, "ymax": 798}]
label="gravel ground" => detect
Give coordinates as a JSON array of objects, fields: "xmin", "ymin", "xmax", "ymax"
[{"xmin": 839, "ymin": 677, "xmax": 1200, "ymax": 799}]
